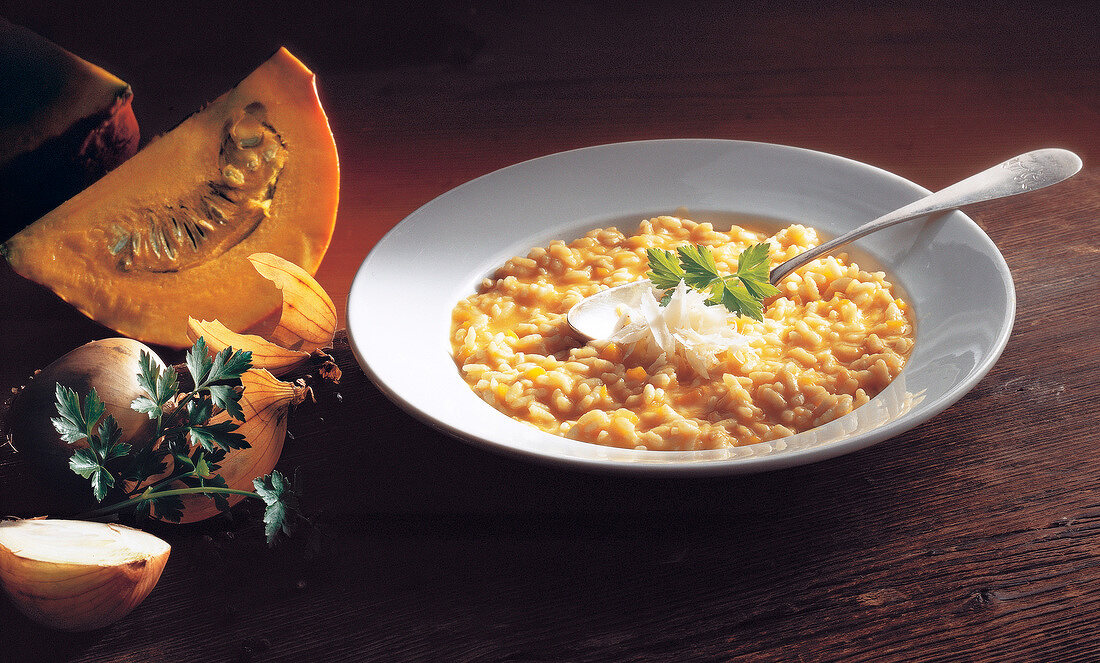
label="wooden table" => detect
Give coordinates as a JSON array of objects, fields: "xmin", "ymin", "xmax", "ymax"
[{"xmin": 1, "ymin": 2, "xmax": 1098, "ymax": 660}]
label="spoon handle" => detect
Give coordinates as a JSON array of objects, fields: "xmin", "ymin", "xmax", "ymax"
[{"xmin": 768, "ymin": 148, "xmax": 1083, "ymax": 284}]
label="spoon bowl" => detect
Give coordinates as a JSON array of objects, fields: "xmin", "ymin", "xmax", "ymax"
[{"xmin": 566, "ymin": 279, "xmax": 656, "ymax": 342}]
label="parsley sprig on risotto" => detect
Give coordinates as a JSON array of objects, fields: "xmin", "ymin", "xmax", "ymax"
[{"xmin": 645, "ymin": 243, "xmax": 781, "ymax": 321}]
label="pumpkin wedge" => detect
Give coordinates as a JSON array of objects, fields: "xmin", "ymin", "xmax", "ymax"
[{"xmin": 1, "ymin": 47, "xmax": 339, "ymax": 348}]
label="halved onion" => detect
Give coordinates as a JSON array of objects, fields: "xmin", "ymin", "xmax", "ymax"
[{"xmin": 0, "ymin": 518, "xmax": 170, "ymax": 631}]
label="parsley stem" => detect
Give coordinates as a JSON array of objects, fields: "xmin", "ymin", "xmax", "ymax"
[
  {"xmin": 158, "ymin": 424, "xmax": 193, "ymax": 441},
  {"xmin": 173, "ymin": 391, "xmax": 198, "ymax": 415},
  {"xmin": 78, "ymin": 487, "xmax": 261, "ymax": 520},
  {"xmin": 140, "ymin": 470, "xmax": 196, "ymax": 496},
  {"xmin": 153, "ymin": 409, "xmax": 164, "ymax": 445}
]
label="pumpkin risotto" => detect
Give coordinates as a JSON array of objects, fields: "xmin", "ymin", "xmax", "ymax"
[{"xmin": 450, "ymin": 216, "xmax": 914, "ymax": 450}]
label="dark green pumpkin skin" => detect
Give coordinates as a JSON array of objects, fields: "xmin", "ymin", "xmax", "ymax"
[{"xmin": 0, "ymin": 18, "xmax": 139, "ymax": 240}]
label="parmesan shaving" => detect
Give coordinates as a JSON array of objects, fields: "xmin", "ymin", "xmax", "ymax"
[{"xmin": 607, "ymin": 280, "xmax": 749, "ymax": 377}]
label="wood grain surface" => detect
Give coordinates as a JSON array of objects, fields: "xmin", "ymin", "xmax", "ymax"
[{"xmin": 1, "ymin": 1, "xmax": 1098, "ymax": 661}]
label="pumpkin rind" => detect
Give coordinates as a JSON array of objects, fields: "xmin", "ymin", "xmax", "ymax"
[
  {"xmin": 0, "ymin": 17, "xmax": 140, "ymax": 239},
  {"xmin": 1, "ymin": 48, "xmax": 339, "ymax": 348}
]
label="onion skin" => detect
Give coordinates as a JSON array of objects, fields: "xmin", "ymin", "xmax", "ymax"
[
  {"xmin": 248, "ymin": 252, "xmax": 337, "ymax": 352},
  {"xmin": 187, "ymin": 253, "xmax": 338, "ymax": 376},
  {"xmin": 0, "ymin": 519, "xmax": 170, "ymax": 631},
  {"xmin": 6, "ymin": 338, "xmax": 165, "ymax": 515},
  {"xmin": 188, "ymin": 316, "xmax": 311, "ymax": 375}
]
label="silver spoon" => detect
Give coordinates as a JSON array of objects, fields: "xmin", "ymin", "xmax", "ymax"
[{"xmin": 567, "ymin": 148, "xmax": 1082, "ymax": 342}]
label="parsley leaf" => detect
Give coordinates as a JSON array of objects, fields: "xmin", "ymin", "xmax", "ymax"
[
  {"xmin": 97, "ymin": 416, "xmax": 131, "ymax": 463},
  {"xmin": 186, "ymin": 336, "xmax": 213, "ymax": 387},
  {"xmin": 155, "ymin": 411, "xmax": 241, "ymax": 465},
  {"xmin": 719, "ymin": 280, "xmax": 764, "ymax": 322},
  {"xmin": 68, "ymin": 448, "xmax": 99, "ymax": 477},
  {"xmin": 185, "ymin": 339, "xmax": 251, "ymax": 418},
  {"xmin": 208, "ymin": 385, "xmax": 244, "ymax": 422},
  {"xmin": 149, "ymin": 494, "xmax": 185, "ymax": 522},
  {"xmin": 645, "ymin": 242, "xmax": 781, "ymax": 321},
  {"xmin": 254, "ymin": 470, "xmax": 301, "ymax": 545},
  {"xmin": 52, "ymin": 384, "xmax": 106, "ymax": 443},
  {"xmin": 189, "ymin": 420, "xmax": 248, "ymax": 453},
  {"xmin": 132, "ymin": 351, "xmax": 179, "ymax": 419},
  {"xmin": 191, "ymin": 343, "xmax": 252, "ymax": 390},
  {"xmin": 645, "ymin": 248, "xmax": 685, "ymax": 290},
  {"xmin": 82, "ymin": 389, "xmax": 105, "ymax": 440},
  {"xmin": 735, "ymin": 243, "xmax": 781, "ymax": 301},
  {"xmin": 51, "ymin": 384, "xmax": 88, "ymax": 443},
  {"xmin": 211, "ymin": 347, "xmax": 252, "ymax": 384},
  {"xmin": 55, "ymin": 386, "xmax": 130, "ymax": 502},
  {"xmin": 677, "ymin": 244, "xmax": 721, "ymax": 290},
  {"xmin": 69, "ymin": 448, "xmax": 111, "ymax": 502},
  {"xmin": 186, "ymin": 398, "xmax": 213, "ymax": 426},
  {"xmin": 121, "ymin": 444, "xmax": 168, "ymax": 483}
]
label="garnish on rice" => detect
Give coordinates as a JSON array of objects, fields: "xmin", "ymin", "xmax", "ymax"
[
  {"xmin": 605, "ymin": 243, "xmax": 781, "ymax": 376},
  {"xmin": 646, "ymin": 243, "xmax": 781, "ymax": 321},
  {"xmin": 608, "ymin": 279, "xmax": 750, "ymax": 378}
]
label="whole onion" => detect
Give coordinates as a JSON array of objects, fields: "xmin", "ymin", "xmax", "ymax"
[{"xmin": 6, "ymin": 338, "xmax": 165, "ymax": 515}]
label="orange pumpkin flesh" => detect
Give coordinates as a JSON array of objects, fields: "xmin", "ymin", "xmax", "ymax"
[{"xmin": 1, "ymin": 48, "xmax": 339, "ymax": 348}]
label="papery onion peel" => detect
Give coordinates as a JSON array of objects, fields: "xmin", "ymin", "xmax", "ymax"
[
  {"xmin": 187, "ymin": 317, "xmax": 311, "ymax": 375},
  {"xmin": 185, "ymin": 253, "xmax": 337, "ymax": 377},
  {"xmin": 247, "ymin": 252, "xmax": 337, "ymax": 352}
]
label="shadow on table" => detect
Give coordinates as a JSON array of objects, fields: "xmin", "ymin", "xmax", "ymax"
[{"xmin": 0, "ymin": 602, "xmax": 105, "ymax": 663}]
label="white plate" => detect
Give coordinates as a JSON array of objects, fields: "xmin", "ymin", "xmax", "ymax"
[{"xmin": 347, "ymin": 140, "xmax": 1015, "ymax": 475}]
